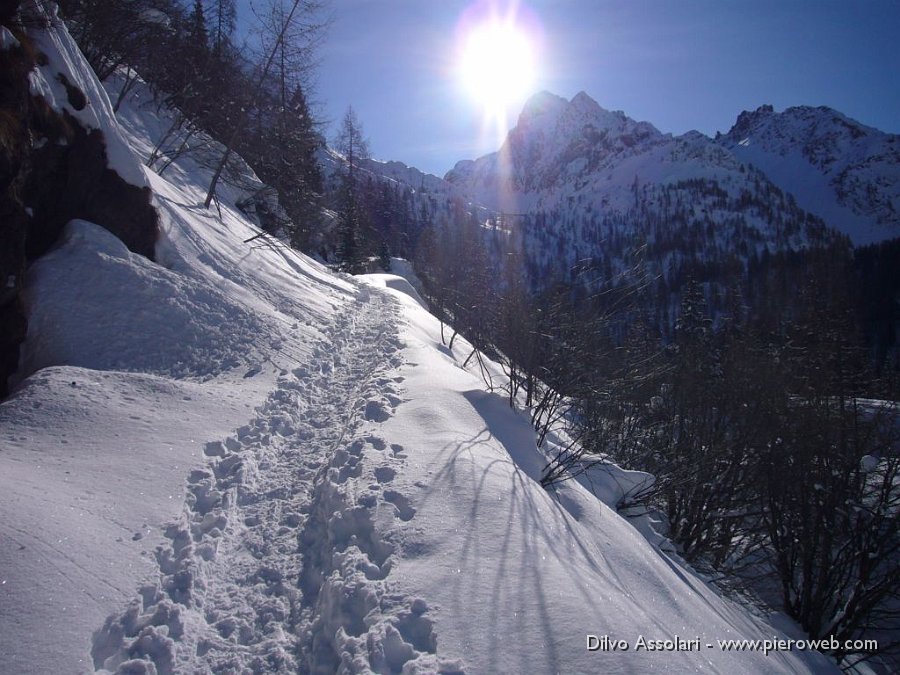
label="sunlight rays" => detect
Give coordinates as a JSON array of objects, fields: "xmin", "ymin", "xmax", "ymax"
[{"xmin": 454, "ymin": 1, "xmax": 543, "ymax": 151}]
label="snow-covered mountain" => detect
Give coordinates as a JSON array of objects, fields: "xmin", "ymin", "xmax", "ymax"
[
  {"xmin": 321, "ymin": 148, "xmax": 488, "ymax": 221},
  {"xmin": 718, "ymin": 104, "xmax": 900, "ymax": 245},
  {"xmin": 445, "ymin": 90, "xmax": 670, "ymax": 214},
  {"xmin": 442, "ymin": 91, "xmax": 842, "ymax": 296},
  {"xmin": 312, "ymin": 144, "xmax": 495, "ymax": 266},
  {"xmin": 443, "ymin": 92, "xmax": 899, "ymax": 257},
  {"xmin": 0, "ymin": 11, "xmax": 835, "ymax": 675},
  {"xmin": 319, "ymin": 146, "xmax": 453, "ymax": 198}
]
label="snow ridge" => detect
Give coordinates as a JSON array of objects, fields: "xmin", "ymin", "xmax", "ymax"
[{"xmin": 91, "ymin": 286, "xmax": 458, "ymax": 674}]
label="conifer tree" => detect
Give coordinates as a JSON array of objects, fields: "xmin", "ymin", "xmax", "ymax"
[
  {"xmin": 334, "ymin": 106, "xmax": 370, "ymax": 271},
  {"xmin": 188, "ymin": 0, "xmax": 209, "ymax": 50},
  {"xmin": 203, "ymin": 0, "xmax": 322, "ymax": 208},
  {"xmin": 258, "ymin": 85, "xmax": 323, "ymax": 248},
  {"xmin": 206, "ymin": 0, "xmax": 236, "ymax": 54}
]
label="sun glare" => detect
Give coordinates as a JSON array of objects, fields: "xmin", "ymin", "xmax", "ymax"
[
  {"xmin": 455, "ymin": 2, "xmax": 541, "ymax": 130},
  {"xmin": 460, "ymin": 20, "xmax": 535, "ymax": 114}
]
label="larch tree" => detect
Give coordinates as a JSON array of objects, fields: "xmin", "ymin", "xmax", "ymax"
[{"xmin": 334, "ymin": 105, "xmax": 370, "ymax": 271}]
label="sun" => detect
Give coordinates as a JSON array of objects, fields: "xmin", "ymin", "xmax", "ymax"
[
  {"xmin": 460, "ymin": 22, "xmax": 535, "ymax": 111},
  {"xmin": 457, "ymin": 12, "xmax": 537, "ymax": 116}
]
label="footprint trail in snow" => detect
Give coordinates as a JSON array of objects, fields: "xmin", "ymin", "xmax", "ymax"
[{"xmin": 91, "ymin": 287, "xmax": 462, "ymax": 674}]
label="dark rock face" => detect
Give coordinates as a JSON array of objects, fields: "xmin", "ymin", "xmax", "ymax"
[
  {"xmin": 1, "ymin": 8, "xmax": 35, "ymax": 399},
  {"xmin": 22, "ymin": 106, "xmax": 159, "ymax": 261},
  {"xmin": 0, "ymin": 5, "xmax": 158, "ymax": 397}
]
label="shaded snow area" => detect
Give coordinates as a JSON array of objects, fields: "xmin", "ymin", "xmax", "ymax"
[{"xmin": 1, "ymin": 64, "xmax": 838, "ymax": 675}]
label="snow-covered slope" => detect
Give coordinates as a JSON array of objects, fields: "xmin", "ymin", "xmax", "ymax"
[
  {"xmin": 319, "ymin": 147, "xmax": 488, "ymax": 220},
  {"xmin": 718, "ymin": 104, "xmax": 900, "ymax": 245},
  {"xmin": 0, "ymin": 49, "xmax": 837, "ymax": 675}
]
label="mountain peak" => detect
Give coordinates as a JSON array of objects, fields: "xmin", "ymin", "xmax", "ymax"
[
  {"xmin": 726, "ymin": 103, "xmax": 880, "ymax": 142},
  {"xmin": 570, "ymin": 90, "xmax": 600, "ymax": 109},
  {"xmin": 518, "ymin": 90, "xmax": 568, "ymax": 124},
  {"xmin": 517, "ymin": 90, "xmax": 615, "ymax": 125},
  {"xmin": 515, "ymin": 89, "xmax": 634, "ymax": 136},
  {"xmin": 445, "ymin": 90, "xmax": 666, "ymax": 206},
  {"xmin": 727, "ymin": 104, "xmax": 776, "ymax": 138}
]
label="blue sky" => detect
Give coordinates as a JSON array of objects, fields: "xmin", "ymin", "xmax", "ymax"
[{"xmin": 238, "ymin": 0, "xmax": 900, "ymax": 177}]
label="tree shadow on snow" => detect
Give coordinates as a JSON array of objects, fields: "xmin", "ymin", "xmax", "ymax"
[{"xmin": 414, "ymin": 389, "xmax": 650, "ymax": 672}]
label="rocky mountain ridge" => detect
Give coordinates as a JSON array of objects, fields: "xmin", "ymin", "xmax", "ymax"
[{"xmin": 719, "ymin": 103, "xmax": 900, "ymax": 244}]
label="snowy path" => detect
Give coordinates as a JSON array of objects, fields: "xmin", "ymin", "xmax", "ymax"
[{"xmin": 91, "ymin": 286, "xmax": 451, "ymax": 674}]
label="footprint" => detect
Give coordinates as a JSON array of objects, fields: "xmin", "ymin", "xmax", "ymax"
[
  {"xmin": 374, "ymin": 467, "xmax": 396, "ymax": 484},
  {"xmin": 214, "ymin": 454, "xmax": 243, "ymax": 481},
  {"xmin": 365, "ymin": 436, "xmax": 387, "ymax": 451},
  {"xmin": 193, "ymin": 512, "xmax": 226, "ymax": 538},
  {"xmin": 281, "ymin": 512, "xmax": 302, "ymax": 528},
  {"xmin": 337, "ymin": 456, "xmax": 363, "ymax": 483},
  {"xmin": 364, "ymin": 400, "xmax": 390, "ymax": 423},
  {"xmin": 383, "ymin": 490, "xmax": 416, "ymax": 521},
  {"xmin": 395, "ymin": 599, "xmax": 437, "ymax": 653},
  {"xmin": 204, "ymin": 441, "xmax": 226, "ymax": 457},
  {"xmin": 189, "ymin": 481, "xmax": 222, "ymax": 515},
  {"xmin": 188, "ymin": 469, "xmax": 212, "ymax": 484}
]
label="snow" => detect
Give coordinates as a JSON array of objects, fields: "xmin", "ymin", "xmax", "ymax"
[
  {"xmin": 26, "ymin": 2, "xmax": 148, "ymax": 188},
  {"xmin": 445, "ymin": 91, "xmax": 898, "ymax": 268},
  {"xmin": 724, "ymin": 135, "xmax": 887, "ymax": 245},
  {"xmin": 0, "ymin": 54, "xmax": 839, "ymax": 675},
  {"xmin": 860, "ymin": 455, "xmax": 880, "ymax": 473},
  {"xmin": 18, "ymin": 220, "xmax": 275, "ymax": 381},
  {"xmin": 0, "ymin": 366, "xmax": 271, "ymax": 673},
  {"xmin": 445, "ymin": 90, "xmax": 748, "ymax": 222},
  {"xmin": 363, "ymin": 273, "xmax": 428, "ymax": 310},
  {"xmin": 362, "ymin": 279, "xmax": 834, "ymax": 674}
]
